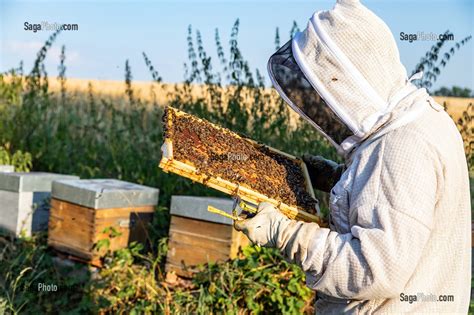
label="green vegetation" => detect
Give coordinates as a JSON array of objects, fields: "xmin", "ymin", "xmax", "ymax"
[
  {"xmin": 0, "ymin": 144, "xmax": 32, "ymax": 172},
  {"xmin": 0, "ymin": 229, "xmax": 313, "ymax": 314},
  {"xmin": 0, "ymin": 22, "xmax": 471, "ymax": 314},
  {"xmin": 411, "ymin": 31, "xmax": 471, "ymax": 92},
  {"xmin": 434, "ymin": 86, "xmax": 473, "ymax": 98}
]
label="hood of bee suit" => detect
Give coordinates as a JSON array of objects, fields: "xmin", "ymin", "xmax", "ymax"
[{"xmin": 268, "ymin": 0, "xmax": 434, "ymax": 157}]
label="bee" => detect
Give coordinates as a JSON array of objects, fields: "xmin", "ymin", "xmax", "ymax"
[{"xmin": 168, "ymin": 109, "xmax": 317, "ymax": 212}]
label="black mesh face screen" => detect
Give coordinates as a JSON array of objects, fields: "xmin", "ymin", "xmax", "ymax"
[{"xmin": 268, "ymin": 40, "xmax": 353, "ymax": 145}]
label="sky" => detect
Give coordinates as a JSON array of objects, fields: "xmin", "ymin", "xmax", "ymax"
[{"xmin": 1, "ymin": 0, "xmax": 473, "ymax": 90}]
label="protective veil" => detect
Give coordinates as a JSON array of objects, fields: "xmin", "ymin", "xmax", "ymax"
[{"xmin": 262, "ymin": 0, "xmax": 471, "ymax": 313}]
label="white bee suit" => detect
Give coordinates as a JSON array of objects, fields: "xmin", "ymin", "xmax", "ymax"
[{"xmin": 236, "ymin": 0, "xmax": 471, "ymax": 313}]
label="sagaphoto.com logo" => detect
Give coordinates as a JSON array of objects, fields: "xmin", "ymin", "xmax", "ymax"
[
  {"xmin": 400, "ymin": 31, "xmax": 454, "ymax": 43},
  {"xmin": 24, "ymin": 21, "xmax": 79, "ymax": 33}
]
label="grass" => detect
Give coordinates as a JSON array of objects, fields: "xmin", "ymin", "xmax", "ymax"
[{"xmin": 0, "ymin": 229, "xmax": 315, "ymax": 314}]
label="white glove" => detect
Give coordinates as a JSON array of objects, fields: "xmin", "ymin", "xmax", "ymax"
[
  {"xmin": 233, "ymin": 202, "xmax": 292, "ymax": 247},
  {"xmin": 234, "ymin": 202, "xmax": 323, "ymax": 271}
]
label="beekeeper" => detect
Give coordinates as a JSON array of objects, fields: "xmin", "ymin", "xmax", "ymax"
[{"xmin": 234, "ymin": 0, "xmax": 471, "ymax": 313}]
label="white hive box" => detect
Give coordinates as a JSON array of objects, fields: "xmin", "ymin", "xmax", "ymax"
[
  {"xmin": 0, "ymin": 165, "xmax": 14, "ymax": 173},
  {"xmin": 0, "ymin": 172, "xmax": 79, "ymax": 236}
]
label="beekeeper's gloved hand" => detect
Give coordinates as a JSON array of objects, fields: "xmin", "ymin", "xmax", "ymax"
[
  {"xmin": 235, "ymin": 202, "xmax": 322, "ymax": 261},
  {"xmin": 233, "ymin": 202, "xmax": 289, "ymax": 247},
  {"xmin": 302, "ymin": 154, "xmax": 345, "ymax": 193}
]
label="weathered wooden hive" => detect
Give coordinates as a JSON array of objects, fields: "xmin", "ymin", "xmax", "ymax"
[
  {"xmin": 48, "ymin": 179, "xmax": 159, "ymax": 265},
  {"xmin": 166, "ymin": 195, "xmax": 249, "ymax": 277},
  {"xmin": 0, "ymin": 172, "xmax": 79, "ymax": 236}
]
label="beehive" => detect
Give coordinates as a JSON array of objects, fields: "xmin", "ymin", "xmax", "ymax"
[
  {"xmin": 0, "ymin": 172, "xmax": 79, "ymax": 237},
  {"xmin": 159, "ymin": 106, "xmax": 323, "ymax": 224},
  {"xmin": 48, "ymin": 179, "xmax": 159, "ymax": 265},
  {"xmin": 166, "ymin": 195, "xmax": 250, "ymax": 277},
  {"xmin": 0, "ymin": 165, "xmax": 14, "ymax": 173}
]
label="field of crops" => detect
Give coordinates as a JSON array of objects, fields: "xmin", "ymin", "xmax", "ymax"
[
  {"xmin": 44, "ymin": 76, "xmax": 473, "ymax": 122},
  {"xmin": 0, "ymin": 28, "xmax": 472, "ymax": 313}
]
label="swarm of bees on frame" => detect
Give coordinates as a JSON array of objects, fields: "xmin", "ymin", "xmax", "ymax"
[{"xmin": 163, "ymin": 107, "xmax": 318, "ymax": 213}]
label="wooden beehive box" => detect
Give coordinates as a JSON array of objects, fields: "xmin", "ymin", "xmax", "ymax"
[
  {"xmin": 166, "ymin": 196, "xmax": 250, "ymax": 278},
  {"xmin": 160, "ymin": 106, "xmax": 323, "ymax": 224},
  {"xmin": 48, "ymin": 179, "xmax": 159, "ymax": 265},
  {"xmin": 0, "ymin": 172, "xmax": 79, "ymax": 237}
]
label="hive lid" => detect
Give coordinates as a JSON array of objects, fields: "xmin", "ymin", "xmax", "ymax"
[
  {"xmin": 0, "ymin": 172, "xmax": 79, "ymax": 192},
  {"xmin": 52, "ymin": 179, "xmax": 159, "ymax": 209},
  {"xmin": 170, "ymin": 195, "xmax": 236, "ymax": 225},
  {"xmin": 0, "ymin": 165, "xmax": 14, "ymax": 173}
]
